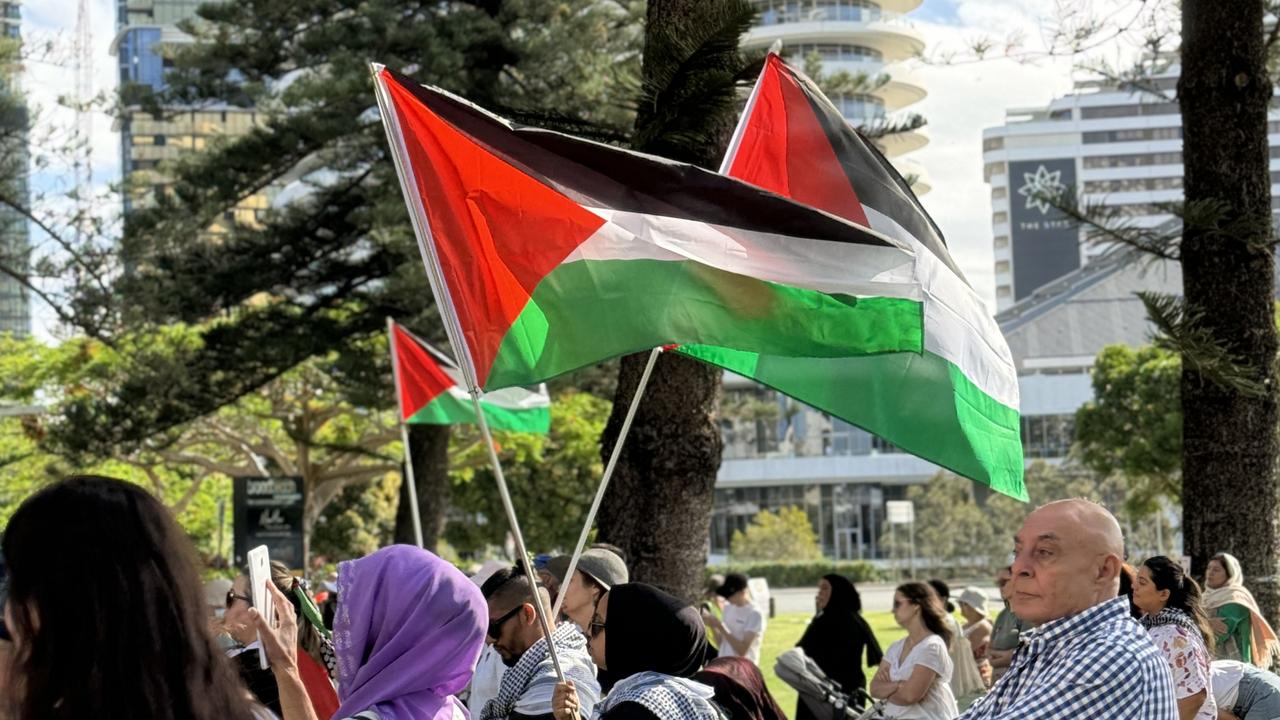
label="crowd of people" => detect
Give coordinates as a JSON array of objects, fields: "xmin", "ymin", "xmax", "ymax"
[{"xmin": 9, "ymin": 474, "xmax": 1280, "ymax": 720}]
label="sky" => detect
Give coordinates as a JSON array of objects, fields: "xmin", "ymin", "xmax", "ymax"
[{"xmin": 17, "ymin": 0, "xmax": 1148, "ymax": 335}]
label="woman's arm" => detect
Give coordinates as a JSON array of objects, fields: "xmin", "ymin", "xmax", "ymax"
[
  {"xmin": 869, "ymin": 660, "xmax": 897, "ymax": 700},
  {"xmin": 1177, "ymin": 690, "xmax": 1206, "ymax": 720},
  {"xmin": 889, "ymin": 665, "xmax": 940, "ymax": 706},
  {"xmin": 251, "ymin": 580, "xmax": 321, "ymax": 720}
]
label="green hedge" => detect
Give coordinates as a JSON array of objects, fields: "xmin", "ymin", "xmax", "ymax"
[{"xmin": 707, "ymin": 561, "xmax": 884, "ymax": 588}]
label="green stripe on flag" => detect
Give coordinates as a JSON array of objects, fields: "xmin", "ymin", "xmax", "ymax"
[
  {"xmin": 485, "ymin": 258, "xmax": 924, "ymax": 390},
  {"xmin": 677, "ymin": 345, "xmax": 1026, "ymax": 500},
  {"xmin": 407, "ymin": 390, "xmax": 552, "ymax": 433}
]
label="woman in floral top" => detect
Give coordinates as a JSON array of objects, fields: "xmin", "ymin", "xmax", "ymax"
[{"xmin": 1132, "ymin": 555, "xmax": 1218, "ymax": 720}]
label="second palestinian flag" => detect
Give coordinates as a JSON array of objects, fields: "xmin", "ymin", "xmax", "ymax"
[
  {"xmin": 390, "ymin": 321, "xmax": 551, "ymax": 433},
  {"xmin": 682, "ymin": 54, "xmax": 1025, "ymax": 500},
  {"xmin": 373, "ymin": 66, "xmax": 924, "ymax": 392}
]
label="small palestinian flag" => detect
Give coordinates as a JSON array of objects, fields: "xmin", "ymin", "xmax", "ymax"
[
  {"xmin": 682, "ymin": 54, "xmax": 1025, "ymax": 500},
  {"xmin": 390, "ymin": 321, "xmax": 551, "ymax": 433},
  {"xmin": 372, "ymin": 65, "xmax": 924, "ymax": 392}
]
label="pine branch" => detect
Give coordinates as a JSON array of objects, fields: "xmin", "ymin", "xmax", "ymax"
[
  {"xmin": 1031, "ymin": 187, "xmax": 1181, "ymax": 261},
  {"xmin": 1138, "ymin": 291, "xmax": 1268, "ymax": 397}
]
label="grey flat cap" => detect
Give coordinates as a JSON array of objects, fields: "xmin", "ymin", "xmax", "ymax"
[{"xmin": 576, "ymin": 548, "xmax": 629, "ymax": 590}]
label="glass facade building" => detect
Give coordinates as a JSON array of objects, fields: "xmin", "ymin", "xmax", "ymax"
[{"xmin": 0, "ymin": 0, "xmax": 29, "ymax": 337}]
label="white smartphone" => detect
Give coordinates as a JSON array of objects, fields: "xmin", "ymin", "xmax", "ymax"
[{"xmin": 246, "ymin": 545, "xmax": 274, "ymax": 670}]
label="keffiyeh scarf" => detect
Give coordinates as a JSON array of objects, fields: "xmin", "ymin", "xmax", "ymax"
[
  {"xmin": 596, "ymin": 671, "xmax": 723, "ymax": 720},
  {"xmin": 481, "ymin": 623, "xmax": 591, "ymax": 720}
]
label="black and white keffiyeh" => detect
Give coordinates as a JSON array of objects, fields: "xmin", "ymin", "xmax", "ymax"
[
  {"xmin": 596, "ymin": 671, "xmax": 723, "ymax": 720},
  {"xmin": 481, "ymin": 623, "xmax": 593, "ymax": 720},
  {"xmin": 1140, "ymin": 606, "xmax": 1203, "ymax": 638}
]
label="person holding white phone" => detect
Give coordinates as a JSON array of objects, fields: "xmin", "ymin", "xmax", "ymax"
[{"xmin": 255, "ymin": 545, "xmax": 487, "ymax": 720}]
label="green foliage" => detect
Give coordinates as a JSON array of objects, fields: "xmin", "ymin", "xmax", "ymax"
[
  {"xmin": 444, "ymin": 391, "xmax": 610, "ymax": 555},
  {"xmin": 310, "ymin": 471, "xmax": 399, "ymax": 562},
  {"xmin": 729, "ymin": 506, "xmax": 822, "ymax": 562},
  {"xmin": 881, "ymin": 463, "xmax": 1176, "ymax": 576},
  {"xmin": 708, "ymin": 560, "xmax": 882, "ymax": 587},
  {"xmin": 1076, "ymin": 344, "xmax": 1182, "ymax": 512}
]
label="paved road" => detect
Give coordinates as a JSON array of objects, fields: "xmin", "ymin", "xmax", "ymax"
[{"xmin": 769, "ymin": 583, "xmax": 1000, "ymax": 615}]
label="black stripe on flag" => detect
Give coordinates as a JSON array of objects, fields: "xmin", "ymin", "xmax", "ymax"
[{"xmin": 385, "ymin": 68, "xmax": 898, "ymax": 250}]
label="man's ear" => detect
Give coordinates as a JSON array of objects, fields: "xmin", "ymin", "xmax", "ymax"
[{"xmin": 1099, "ymin": 554, "xmax": 1122, "ymax": 584}]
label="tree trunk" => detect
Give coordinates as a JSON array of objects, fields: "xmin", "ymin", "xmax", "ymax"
[
  {"xmin": 394, "ymin": 423, "xmax": 452, "ymax": 552},
  {"xmin": 1179, "ymin": 1, "xmax": 1280, "ymax": 622},
  {"xmin": 598, "ymin": 352, "xmax": 724, "ymax": 601},
  {"xmin": 595, "ymin": 0, "xmax": 743, "ymax": 602}
]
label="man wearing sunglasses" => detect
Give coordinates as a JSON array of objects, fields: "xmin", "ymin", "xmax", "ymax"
[{"xmin": 478, "ymin": 565, "xmax": 601, "ymax": 720}]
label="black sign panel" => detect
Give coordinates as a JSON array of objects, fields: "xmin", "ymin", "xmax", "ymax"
[
  {"xmin": 1009, "ymin": 158, "xmax": 1080, "ymax": 300},
  {"xmin": 233, "ymin": 476, "xmax": 305, "ymax": 570}
]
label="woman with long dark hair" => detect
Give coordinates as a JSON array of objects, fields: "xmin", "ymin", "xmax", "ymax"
[
  {"xmin": 1133, "ymin": 555, "xmax": 1217, "ymax": 720},
  {"xmin": 794, "ymin": 574, "xmax": 881, "ymax": 720},
  {"xmin": 869, "ymin": 582, "xmax": 957, "ymax": 720},
  {"xmin": 1, "ymin": 475, "xmax": 261, "ymax": 720}
]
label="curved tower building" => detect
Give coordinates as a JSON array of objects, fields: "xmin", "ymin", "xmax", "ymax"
[{"xmin": 741, "ymin": 0, "xmax": 931, "ymax": 193}]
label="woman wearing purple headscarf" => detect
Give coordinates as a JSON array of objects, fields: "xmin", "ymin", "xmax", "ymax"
[{"xmin": 255, "ymin": 545, "xmax": 487, "ymax": 720}]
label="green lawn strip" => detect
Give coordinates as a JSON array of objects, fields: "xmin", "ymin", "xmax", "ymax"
[{"xmin": 758, "ymin": 611, "xmax": 906, "ymax": 715}]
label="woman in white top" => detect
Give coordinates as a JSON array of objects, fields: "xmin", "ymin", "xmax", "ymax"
[{"xmin": 870, "ymin": 582, "xmax": 959, "ymax": 720}]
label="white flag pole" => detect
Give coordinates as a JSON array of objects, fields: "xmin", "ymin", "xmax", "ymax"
[
  {"xmin": 371, "ymin": 63, "xmax": 565, "ymax": 681},
  {"xmin": 551, "ymin": 345, "xmax": 662, "ymax": 620},
  {"xmin": 387, "ymin": 317, "xmax": 425, "ymax": 549}
]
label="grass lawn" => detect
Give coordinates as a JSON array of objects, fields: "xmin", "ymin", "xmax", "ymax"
[{"xmin": 758, "ymin": 611, "xmax": 905, "ymax": 715}]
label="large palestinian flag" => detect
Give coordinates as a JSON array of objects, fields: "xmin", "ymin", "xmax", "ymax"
[
  {"xmin": 390, "ymin": 321, "xmax": 551, "ymax": 433},
  {"xmin": 373, "ymin": 65, "xmax": 924, "ymax": 393},
  {"xmin": 682, "ymin": 54, "xmax": 1025, "ymax": 499}
]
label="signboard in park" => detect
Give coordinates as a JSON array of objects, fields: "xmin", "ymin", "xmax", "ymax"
[
  {"xmin": 233, "ymin": 476, "xmax": 305, "ymax": 570},
  {"xmin": 886, "ymin": 500, "xmax": 915, "ymax": 525}
]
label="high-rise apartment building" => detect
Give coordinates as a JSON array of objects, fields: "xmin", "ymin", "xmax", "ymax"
[
  {"xmin": 113, "ymin": 0, "xmax": 265, "ymax": 226},
  {"xmin": 0, "ymin": 0, "xmax": 30, "ymax": 337},
  {"xmin": 982, "ymin": 63, "xmax": 1278, "ymax": 311},
  {"xmin": 740, "ymin": 0, "xmax": 931, "ymax": 193}
]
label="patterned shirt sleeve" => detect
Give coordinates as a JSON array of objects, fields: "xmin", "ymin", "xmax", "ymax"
[{"xmin": 1150, "ymin": 625, "xmax": 1208, "ymax": 700}]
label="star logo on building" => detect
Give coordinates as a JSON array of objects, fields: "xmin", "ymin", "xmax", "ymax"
[{"xmin": 1017, "ymin": 164, "xmax": 1067, "ymax": 215}]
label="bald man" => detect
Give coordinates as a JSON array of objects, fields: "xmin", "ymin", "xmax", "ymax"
[{"xmin": 959, "ymin": 500, "xmax": 1177, "ymax": 720}]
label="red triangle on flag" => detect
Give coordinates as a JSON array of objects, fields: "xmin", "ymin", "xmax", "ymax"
[
  {"xmin": 391, "ymin": 323, "xmax": 457, "ymax": 422},
  {"xmin": 728, "ymin": 55, "xmax": 870, "ymax": 227},
  {"xmin": 382, "ymin": 70, "xmax": 607, "ymax": 386}
]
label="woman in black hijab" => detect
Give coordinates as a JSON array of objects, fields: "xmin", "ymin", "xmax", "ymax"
[
  {"xmin": 553, "ymin": 583, "xmax": 722, "ymax": 720},
  {"xmin": 794, "ymin": 574, "xmax": 881, "ymax": 720}
]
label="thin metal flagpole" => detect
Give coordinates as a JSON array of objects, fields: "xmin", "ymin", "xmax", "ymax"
[
  {"xmin": 387, "ymin": 317, "xmax": 425, "ymax": 549},
  {"xmin": 551, "ymin": 345, "xmax": 662, "ymax": 621},
  {"xmin": 469, "ymin": 384, "xmax": 566, "ymax": 681},
  {"xmin": 371, "ymin": 63, "xmax": 565, "ymax": 681}
]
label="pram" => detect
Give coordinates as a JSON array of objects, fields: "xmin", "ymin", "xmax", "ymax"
[{"xmin": 774, "ymin": 648, "xmax": 889, "ymax": 720}]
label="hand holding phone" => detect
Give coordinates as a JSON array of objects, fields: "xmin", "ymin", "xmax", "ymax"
[{"xmin": 246, "ymin": 545, "xmax": 274, "ymax": 670}]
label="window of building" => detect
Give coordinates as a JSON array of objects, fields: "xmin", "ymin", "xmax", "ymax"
[
  {"xmin": 995, "ymin": 260, "xmax": 1011, "ymax": 273},
  {"xmin": 996, "ymin": 286, "xmax": 1012, "ymax": 298},
  {"xmin": 1080, "ymin": 101, "xmax": 1179, "ymax": 119},
  {"xmin": 4, "ymin": 25, "xmax": 17, "ymax": 38},
  {"xmin": 4, "ymin": 5, "xmax": 19, "ymax": 18},
  {"xmin": 1083, "ymin": 151, "xmax": 1183, "ymax": 168},
  {"xmin": 991, "ymin": 186, "xmax": 1007, "ymax": 200},
  {"xmin": 1021, "ymin": 414, "xmax": 1076, "ymax": 458},
  {"xmin": 993, "ymin": 236, "xmax": 1009, "ymax": 248},
  {"xmin": 831, "ymin": 93, "xmax": 884, "ymax": 121},
  {"xmin": 755, "ymin": 0, "xmax": 883, "ymax": 25},
  {"xmin": 1049, "ymin": 108, "xmax": 1072, "ymax": 120},
  {"xmin": 983, "ymin": 137, "xmax": 1005, "ymax": 152},
  {"xmin": 786, "ymin": 43, "xmax": 883, "ymax": 63},
  {"xmin": 984, "ymin": 161, "xmax": 1007, "ymax": 182},
  {"xmin": 1083, "ymin": 127, "xmax": 1183, "ymax": 143},
  {"xmin": 1083, "ymin": 176, "xmax": 1183, "ymax": 193},
  {"xmin": 992, "ymin": 211, "xmax": 1008, "ymax": 224}
]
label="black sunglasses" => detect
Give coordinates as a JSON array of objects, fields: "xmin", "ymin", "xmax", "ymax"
[
  {"xmin": 588, "ymin": 618, "xmax": 606, "ymax": 638},
  {"xmin": 488, "ymin": 605, "xmax": 524, "ymax": 640},
  {"xmin": 226, "ymin": 590, "xmax": 253, "ymax": 609}
]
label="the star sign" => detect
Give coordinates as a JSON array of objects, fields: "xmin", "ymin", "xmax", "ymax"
[{"xmin": 1017, "ymin": 164, "xmax": 1067, "ymax": 215}]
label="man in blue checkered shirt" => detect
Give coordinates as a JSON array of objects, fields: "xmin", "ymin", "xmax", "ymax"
[{"xmin": 959, "ymin": 499, "xmax": 1176, "ymax": 720}]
